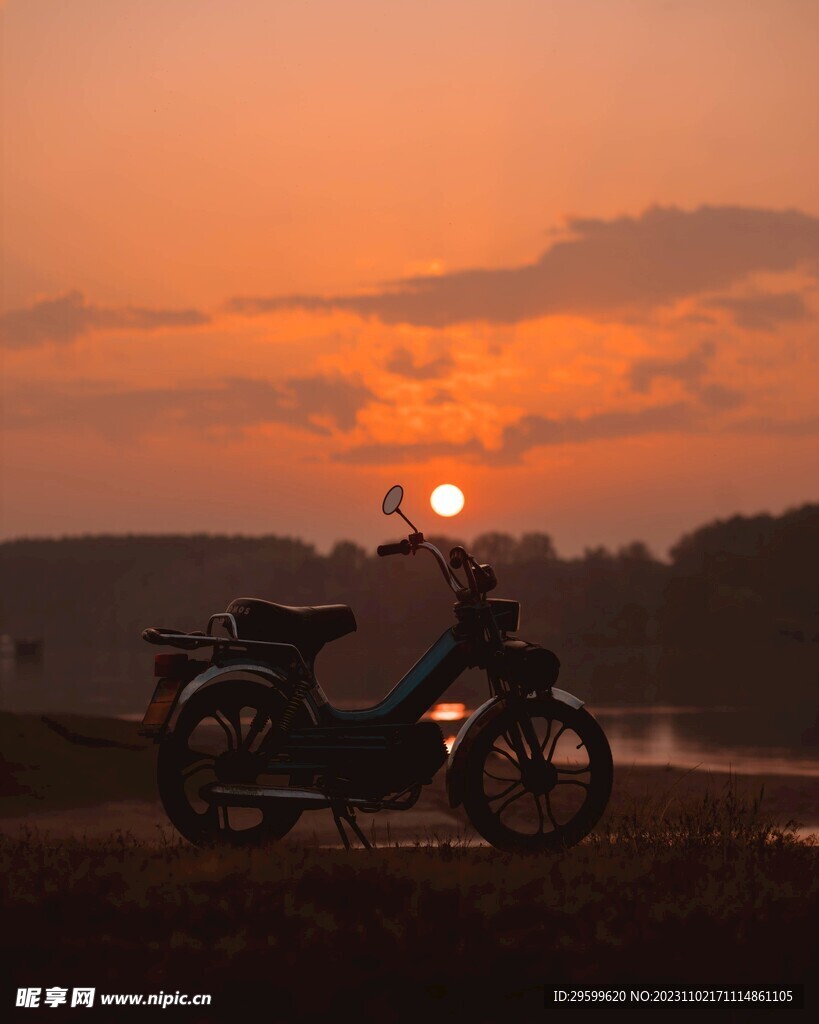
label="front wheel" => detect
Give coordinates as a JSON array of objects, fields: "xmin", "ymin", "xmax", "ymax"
[{"xmin": 462, "ymin": 697, "xmax": 613, "ymax": 853}]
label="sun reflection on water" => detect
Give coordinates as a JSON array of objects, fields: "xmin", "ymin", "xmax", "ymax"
[{"xmin": 427, "ymin": 702, "xmax": 467, "ymax": 722}]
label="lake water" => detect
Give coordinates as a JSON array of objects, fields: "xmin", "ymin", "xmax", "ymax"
[
  {"xmin": 426, "ymin": 702, "xmax": 819, "ymax": 778},
  {"xmin": 108, "ymin": 700, "xmax": 819, "ymax": 779},
  {"xmin": 593, "ymin": 705, "xmax": 819, "ymax": 778},
  {"xmin": 3, "ymin": 651, "xmax": 817, "ymax": 780},
  {"xmin": 107, "ymin": 701, "xmax": 819, "ymax": 778}
]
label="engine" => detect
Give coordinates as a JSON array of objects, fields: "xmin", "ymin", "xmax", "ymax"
[{"xmin": 281, "ymin": 721, "xmax": 448, "ymax": 797}]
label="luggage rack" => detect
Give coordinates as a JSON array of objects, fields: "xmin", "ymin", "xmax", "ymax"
[{"xmin": 141, "ymin": 614, "xmax": 310, "ymax": 674}]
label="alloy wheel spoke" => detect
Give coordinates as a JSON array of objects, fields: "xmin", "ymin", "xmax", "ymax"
[
  {"xmin": 486, "ymin": 779, "xmax": 523, "ymax": 803},
  {"xmin": 539, "ymin": 718, "xmax": 554, "ymax": 754},
  {"xmin": 182, "ymin": 757, "xmax": 213, "ymax": 780},
  {"xmin": 495, "ymin": 784, "xmax": 528, "ymax": 817},
  {"xmin": 545, "ymin": 723, "xmax": 568, "ymax": 764},
  {"xmin": 556, "ymin": 779, "xmax": 590, "ymax": 791},
  {"xmin": 489, "ymin": 745, "xmax": 521, "ymax": 771},
  {"xmin": 213, "ymin": 710, "xmax": 238, "ymax": 751},
  {"xmin": 544, "ymin": 793, "xmax": 559, "ymax": 830},
  {"xmin": 534, "ymin": 793, "xmax": 545, "ymax": 834},
  {"xmin": 241, "ymin": 711, "xmax": 268, "ymax": 752},
  {"xmin": 483, "ymin": 768, "xmax": 519, "ymax": 782},
  {"xmin": 556, "ymin": 765, "xmax": 591, "ymax": 776}
]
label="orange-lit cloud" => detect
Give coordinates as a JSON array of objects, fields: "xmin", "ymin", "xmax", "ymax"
[
  {"xmin": 5, "ymin": 375, "xmax": 374, "ymax": 440},
  {"xmin": 385, "ymin": 347, "xmax": 455, "ymax": 380},
  {"xmin": 227, "ymin": 206, "xmax": 819, "ymax": 327},
  {"xmin": 0, "ymin": 291, "xmax": 210, "ymax": 348},
  {"xmin": 5, "ymin": 202, "xmax": 817, "ymax": 471},
  {"xmin": 702, "ymin": 291, "xmax": 809, "ymax": 331},
  {"xmin": 335, "ymin": 402, "xmax": 692, "ymax": 465},
  {"xmin": 627, "ymin": 341, "xmax": 742, "ymax": 407}
]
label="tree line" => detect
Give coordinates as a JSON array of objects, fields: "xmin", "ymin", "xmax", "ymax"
[{"xmin": 0, "ymin": 504, "xmax": 816, "ymax": 715}]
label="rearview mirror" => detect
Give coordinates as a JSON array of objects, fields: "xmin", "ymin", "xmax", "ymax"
[{"xmin": 382, "ymin": 484, "xmax": 404, "ymax": 515}]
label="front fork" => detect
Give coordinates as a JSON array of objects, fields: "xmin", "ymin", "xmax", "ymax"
[
  {"xmin": 498, "ymin": 694, "xmax": 547, "ymax": 778},
  {"xmin": 479, "ymin": 606, "xmax": 545, "ymax": 771}
]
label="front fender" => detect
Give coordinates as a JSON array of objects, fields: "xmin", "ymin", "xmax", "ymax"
[
  {"xmin": 168, "ymin": 661, "xmax": 321, "ymax": 730},
  {"xmin": 445, "ymin": 687, "xmax": 585, "ymax": 809}
]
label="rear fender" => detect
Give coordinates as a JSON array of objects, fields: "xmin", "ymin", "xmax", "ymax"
[
  {"xmin": 445, "ymin": 687, "xmax": 585, "ymax": 809},
  {"xmin": 166, "ymin": 662, "xmax": 321, "ymax": 732}
]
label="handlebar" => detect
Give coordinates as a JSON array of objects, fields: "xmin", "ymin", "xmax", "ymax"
[
  {"xmin": 417, "ymin": 540, "xmax": 468, "ymax": 596},
  {"xmin": 377, "ymin": 540, "xmax": 412, "ymax": 556},
  {"xmin": 377, "ymin": 534, "xmax": 486, "ymax": 600},
  {"xmin": 449, "ymin": 545, "xmax": 479, "ymax": 595},
  {"xmin": 376, "ymin": 489, "xmax": 497, "ymax": 601}
]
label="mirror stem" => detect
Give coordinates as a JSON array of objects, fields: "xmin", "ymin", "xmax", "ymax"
[{"xmin": 395, "ymin": 508, "xmax": 419, "ymax": 532}]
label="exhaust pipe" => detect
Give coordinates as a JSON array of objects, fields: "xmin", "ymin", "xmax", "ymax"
[{"xmin": 203, "ymin": 782, "xmax": 377, "ymax": 810}]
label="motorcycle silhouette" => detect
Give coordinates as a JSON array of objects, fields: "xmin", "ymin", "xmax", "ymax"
[{"xmin": 140, "ymin": 486, "xmax": 613, "ymax": 851}]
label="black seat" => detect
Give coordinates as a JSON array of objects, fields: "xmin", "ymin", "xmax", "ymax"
[{"xmin": 226, "ymin": 598, "xmax": 356, "ymax": 664}]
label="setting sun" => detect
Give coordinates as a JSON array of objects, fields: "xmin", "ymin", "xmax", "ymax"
[{"xmin": 430, "ymin": 484, "xmax": 465, "ymax": 517}]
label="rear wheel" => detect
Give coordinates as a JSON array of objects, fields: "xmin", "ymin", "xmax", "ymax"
[
  {"xmin": 158, "ymin": 680, "xmax": 309, "ymax": 846},
  {"xmin": 462, "ymin": 696, "xmax": 613, "ymax": 853}
]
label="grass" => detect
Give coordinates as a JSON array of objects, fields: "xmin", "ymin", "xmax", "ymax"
[
  {"xmin": 592, "ymin": 770, "xmax": 806, "ymax": 851},
  {"xmin": 2, "ymin": 711, "xmax": 816, "ymax": 1018},
  {"xmin": 1, "ymin": 781, "xmax": 816, "ymax": 1022}
]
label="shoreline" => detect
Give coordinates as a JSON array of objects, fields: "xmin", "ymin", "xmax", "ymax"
[{"xmin": 3, "ymin": 709, "xmax": 817, "ymax": 842}]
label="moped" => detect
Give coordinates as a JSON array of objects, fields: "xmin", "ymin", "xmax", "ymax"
[{"xmin": 140, "ymin": 486, "xmax": 613, "ymax": 852}]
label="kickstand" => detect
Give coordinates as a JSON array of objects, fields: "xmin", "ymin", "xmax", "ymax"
[{"xmin": 331, "ymin": 802, "xmax": 372, "ymax": 851}]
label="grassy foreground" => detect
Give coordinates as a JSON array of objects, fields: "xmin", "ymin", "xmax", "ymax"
[
  {"xmin": 2, "ymin": 711, "xmax": 817, "ymax": 1019},
  {"xmin": 2, "ymin": 794, "xmax": 816, "ymax": 1023}
]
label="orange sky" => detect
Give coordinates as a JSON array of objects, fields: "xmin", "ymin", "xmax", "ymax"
[{"xmin": 2, "ymin": 0, "xmax": 818, "ymax": 557}]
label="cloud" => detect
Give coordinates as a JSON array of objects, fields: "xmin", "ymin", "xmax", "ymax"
[
  {"xmin": 228, "ymin": 205, "xmax": 819, "ymax": 327},
  {"xmin": 385, "ymin": 347, "xmax": 455, "ymax": 379},
  {"xmin": 627, "ymin": 341, "xmax": 745, "ymax": 411},
  {"xmin": 487, "ymin": 403, "xmax": 696, "ymax": 464},
  {"xmin": 5, "ymin": 374, "xmax": 373, "ymax": 438},
  {"xmin": 0, "ymin": 290, "xmax": 211, "ymax": 348},
  {"xmin": 333, "ymin": 438, "xmax": 484, "ymax": 465},
  {"xmin": 333, "ymin": 399, "xmax": 819, "ymax": 466},
  {"xmin": 675, "ymin": 312, "xmax": 718, "ymax": 326},
  {"xmin": 728, "ymin": 414, "xmax": 819, "ymax": 437},
  {"xmin": 702, "ymin": 290, "xmax": 810, "ymax": 330},
  {"xmin": 282, "ymin": 375, "xmax": 374, "ymax": 431},
  {"xmin": 333, "ymin": 401, "xmax": 695, "ymax": 465},
  {"xmin": 629, "ymin": 341, "xmax": 716, "ymax": 393}
]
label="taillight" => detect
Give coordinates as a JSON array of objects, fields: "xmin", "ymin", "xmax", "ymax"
[{"xmin": 153, "ymin": 653, "xmax": 190, "ymax": 678}]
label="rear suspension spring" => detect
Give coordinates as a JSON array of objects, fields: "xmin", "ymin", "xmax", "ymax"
[{"xmin": 278, "ymin": 675, "xmax": 310, "ymax": 733}]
